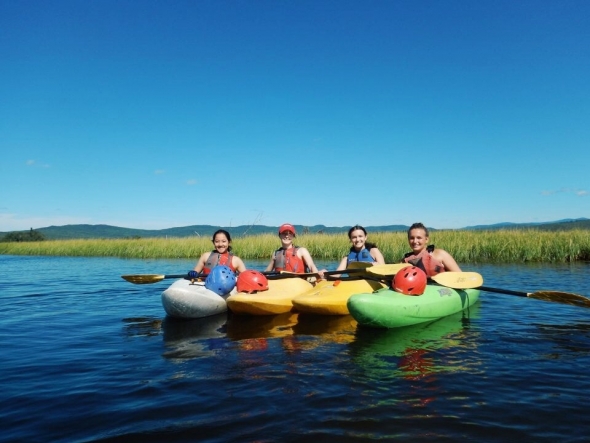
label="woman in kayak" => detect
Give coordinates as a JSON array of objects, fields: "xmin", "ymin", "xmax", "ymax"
[
  {"xmin": 402, "ymin": 222, "xmax": 461, "ymax": 276},
  {"xmin": 335, "ymin": 225, "xmax": 385, "ymax": 271},
  {"xmin": 264, "ymin": 223, "xmax": 325, "ymax": 278},
  {"xmin": 191, "ymin": 229, "xmax": 247, "ymax": 275}
]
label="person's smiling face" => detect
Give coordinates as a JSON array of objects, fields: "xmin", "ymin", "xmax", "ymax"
[
  {"xmin": 213, "ymin": 233, "xmax": 230, "ymax": 253},
  {"xmin": 408, "ymin": 228, "xmax": 429, "ymax": 254},
  {"xmin": 280, "ymin": 230, "xmax": 294, "ymax": 246},
  {"xmin": 349, "ymin": 229, "xmax": 367, "ymax": 250}
]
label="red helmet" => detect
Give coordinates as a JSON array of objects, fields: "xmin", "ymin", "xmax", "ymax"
[
  {"xmin": 237, "ymin": 270, "xmax": 269, "ymax": 294},
  {"xmin": 393, "ymin": 266, "xmax": 427, "ymax": 295}
]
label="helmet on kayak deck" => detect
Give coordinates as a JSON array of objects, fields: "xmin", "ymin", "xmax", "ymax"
[
  {"xmin": 205, "ymin": 265, "xmax": 236, "ymax": 295},
  {"xmin": 237, "ymin": 270, "xmax": 269, "ymax": 294},
  {"xmin": 393, "ymin": 266, "xmax": 427, "ymax": 296}
]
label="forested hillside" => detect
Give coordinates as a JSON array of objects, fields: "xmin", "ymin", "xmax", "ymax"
[{"xmin": 1, "ymin": 218, "xmax": 588, "ymax": 240}]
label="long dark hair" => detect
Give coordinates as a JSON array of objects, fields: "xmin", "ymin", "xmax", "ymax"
[
  {"xmin": 348, "ymin": 225, "xmax": 377, "ymax": 250},
  {"xmin": 212, "ymin": 229, "xmax": 233, "ymax": 252}
]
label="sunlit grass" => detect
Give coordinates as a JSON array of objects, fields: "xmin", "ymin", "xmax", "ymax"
[{"xmin": 1, "ymin": 229, "xmax": 589, "ymax": 263}]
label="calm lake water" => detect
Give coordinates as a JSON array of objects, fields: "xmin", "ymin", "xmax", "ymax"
[{"xmin": 1, "ymin": 255, "xmax": 589, "ymax": 443}]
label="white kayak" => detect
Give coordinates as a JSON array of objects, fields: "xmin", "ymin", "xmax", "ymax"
[{"xmin": 161, "ymin": 278, "xmax": 233, "ymax": 319}]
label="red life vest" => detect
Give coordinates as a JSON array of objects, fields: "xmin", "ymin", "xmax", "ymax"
[
  {"xmin": 402, "ymin": 245, "xmax": 445, "ymax": 277},
  {"xmin": 272, "ymin": 246, "xmax": 307, "ymax": 273},
  {"xmin": 203, "ymin": 251, "xmax": 236, "ymax": 274}
]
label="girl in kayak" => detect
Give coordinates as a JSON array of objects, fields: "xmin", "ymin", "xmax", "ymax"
[
  {"xmin": 191, "ymin": 229, "xmax": 247, "ymax": 275},
  {"xmin": 264, "ymin": 223, "xmax": 325, "ymax": 278},
  {"xmin": 336, "ymin": 225, "xmax": 385, "ymax": 271},
  {"xmin": 402, "ymin": 222, "xmax": 461, "ymax": 276}
]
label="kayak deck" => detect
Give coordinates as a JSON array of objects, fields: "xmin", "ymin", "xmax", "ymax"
[
  {"xmin": 292, "ymin": 279, "xmax": 386, "ymax": 315},
  {"xmin": 347, "ymin": 285, "xmax": 480, "ymax": 328},
  {"xmin": 161, "ymin": 279, "xmax": 229, "ymax": 319},
  {"xmin": 226, "ymin": 278, "xmax": 314, "ymax": 315}
]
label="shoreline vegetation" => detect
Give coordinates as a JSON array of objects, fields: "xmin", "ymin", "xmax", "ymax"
[{"xmin": 1, "ymin": 229, "xmax": 589, "ymax": 263}]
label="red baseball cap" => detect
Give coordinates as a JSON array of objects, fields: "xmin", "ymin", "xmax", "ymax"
[{"xmin": 278, "ymin": 223, "xmax": 296, "ymax": 235}]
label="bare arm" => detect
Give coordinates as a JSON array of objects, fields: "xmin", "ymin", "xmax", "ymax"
[
  {"xmin": 370, "ymin": 247, "xmax": 386, "ymax": 265},
  {"xmin": 264, "ymin": 255, "xmax": 275, "ymax": 272},
  {"xmin": 232, "ymin": 256, "xmax": 247, "ymax": 273},
  {"xmin": 433, "ymin": 249, "xmax": 461, "ymax": 272},
  {"xmin": 335, "ymin": 256, "xmax": 348, "ymax": 271},
  {"xmin": 299, "ymin": 248, "xmax": 325, "ymax": 278},
  {"xmin": 193, "ymin": 252, "xmax": 209, "ymax": 273}
]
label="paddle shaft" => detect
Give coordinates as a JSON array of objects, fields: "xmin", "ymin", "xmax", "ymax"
[
  {"xmin": 478, "ymin": 286, "xmax": 530, "ymax": 297},
  {"xmin": 269, "ymin": 268, "xmax": 370, "ymax": 280},
  {"xmin": 477, "ymin": 285, "xmax": 590, "ymax": 307},
  {"xmin": 122, "ymin": 271, "xmax": 590, "ymax": 307},
  {"xmin": 160, "ymin": 274, "xmax": 191, "ymax": 280},
  {"xmin": 121, "ymin": 268, "xmax": 370, "ymax": 284}
]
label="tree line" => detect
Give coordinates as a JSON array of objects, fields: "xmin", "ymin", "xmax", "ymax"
[{"xmin": 1, "ymin": 228, "xmax": 46, "ymax": 242}]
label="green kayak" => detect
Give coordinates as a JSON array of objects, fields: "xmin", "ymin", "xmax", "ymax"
[{"xmin": 347, "ymin": 285, "xmax": 480, "ymax": 328}]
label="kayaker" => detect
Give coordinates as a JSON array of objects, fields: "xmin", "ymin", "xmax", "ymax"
[
  {"xmin": 264, "ymin": 223, "xmax": 325, "ymax": 278},
  {"xmin": 335, "ymin": 225, "xmax": 385, "ymax": 271},
  {"xmin": 191, "ymin": 229, "xmax": 247, "ymax": 276},
  {"xmin": 402, "ymin": 222, "xmax": 461, "ymax": 276}
]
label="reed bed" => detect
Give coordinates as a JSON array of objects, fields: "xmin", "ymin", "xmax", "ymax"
[{"xmin": 1, "ymin": 229, "xmax": 589, "ymax": 264}]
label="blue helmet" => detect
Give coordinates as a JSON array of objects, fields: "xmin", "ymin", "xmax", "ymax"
[{"xmin": 205, "ymin": 265, "xmax": 236, "ymax": 295}]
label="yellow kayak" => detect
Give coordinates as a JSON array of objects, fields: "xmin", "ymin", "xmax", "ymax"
[
  {"xmin": 226, "ymin": 277, "xmax": 314, "ymax": 315},
  {"xmin": 292, "ymin": 278, "xmax": 387, "ymax": 315}
]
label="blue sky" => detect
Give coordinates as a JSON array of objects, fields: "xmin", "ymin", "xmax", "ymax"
[{"xmin": 1, "ymin": 0, "xmax": 588, "ymax": 232}]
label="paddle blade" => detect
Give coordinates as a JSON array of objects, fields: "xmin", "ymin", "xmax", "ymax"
[
  {"xmin": 431, "ymin": 272, "xmax": 484, "ymax": 289},
  {"xmin": 121, "ymin": 274, "xmax": 167, "ymax": 284},
  {"xmin": 528, "ymin": 291, "xmax": 590, "ymax": 308},
  {"xmin": 365, "ymin": 263, "xmax": 412, "ymax": 277}
]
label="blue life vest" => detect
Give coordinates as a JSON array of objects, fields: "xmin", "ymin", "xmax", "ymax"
[{"xmin": 346, "ymin": 247, "xmax": 375, "ymax": 266}]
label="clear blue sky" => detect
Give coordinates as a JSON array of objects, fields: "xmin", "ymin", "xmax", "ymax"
[{"xmin": 1, "ymin": 0, "xmax": 588, "ymax": 232}]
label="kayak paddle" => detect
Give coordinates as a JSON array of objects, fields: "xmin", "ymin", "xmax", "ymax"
[
  {"xmin": 365, "ymin": 263, "xmax": 412, "ymax": 276},
  {"xmin": 478, "ymin": 285, "xmax": 590, "ymax": 308},
  {"xmin": 406, "ymin": 271, "xmax": 590, "ymax": 307},
  {"xmin": 349, "ymin": 265, "xmax": 590, "ymax": 307},
  {"xmin": 121, "ymin": 268, "xmax": 372, "ymax": 285},
  {"xmin": 121, "ymin": 271, "xmax": 307, "ymax": 284},
  {"xmin": 428, "ymin": 271, "xmax": 484, "ymax": 289},
  {"xmin": 122, "ymin": 273, "xmax": 192, "ymax": 284},
  {"xmin": 365, "ymin": 268, "xmax": 484, "ymax": 289}
]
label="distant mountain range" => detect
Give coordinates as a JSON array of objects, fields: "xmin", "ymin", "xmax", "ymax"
[
  {"xmin": 1, "ymin": 218, "xmax": 589, "ymax": 240},
  {"xmin": 462, "ymin": 218, "xmax": 590, "ymax": 230}
]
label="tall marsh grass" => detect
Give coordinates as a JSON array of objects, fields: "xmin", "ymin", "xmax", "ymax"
[{"xmin": 1, "ymin": 229, "xmax": 589, "ymax": 264}]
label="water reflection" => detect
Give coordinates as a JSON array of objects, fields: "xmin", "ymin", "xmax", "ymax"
[
  {"xmin": 293, "ymin": 314, "xmax": 357, "ymax": 344},
  {"xmin": 156, "ymin": 303, "xmax": 486, "ymax": 363},
  {"xmin": 122, "ymin": 316, "xmax": 162, "ymax": 337},
  {"xmin": 160, "ymin": 313, "xmax": 227, "ymax": 359},
  {"xmin": 225, "ymin": 312, "xmax": 298, "ymax": 340},
  {"xmin": 161, "ymin": 313, "xmax": 227, "ymax": 341},
  {"xmin": 154, "ymin": 311, "xmax": 362, "ymax": 361},
  {"xmin": 534, "ymin": 320, "xmax": 590, "ymax": 356},
  {"xmin": 348, "ymin": 302, "xmax": 482, "ymax": 381}
]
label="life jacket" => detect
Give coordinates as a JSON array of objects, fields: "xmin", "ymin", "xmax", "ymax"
[
  {"xmin": 203, "ymin": 251, "xmax": 236, "ymax": 274},
  {"xmin": 402, "ymin": 245, "xmax": 445, "ymax": 277},
  {"xmin": 272, "ymin": 246, "xmax": 307, "ymax": 273},
  {"xmin": 346, "ymin": 247, "xmax": 375, "ymax": 266}
]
